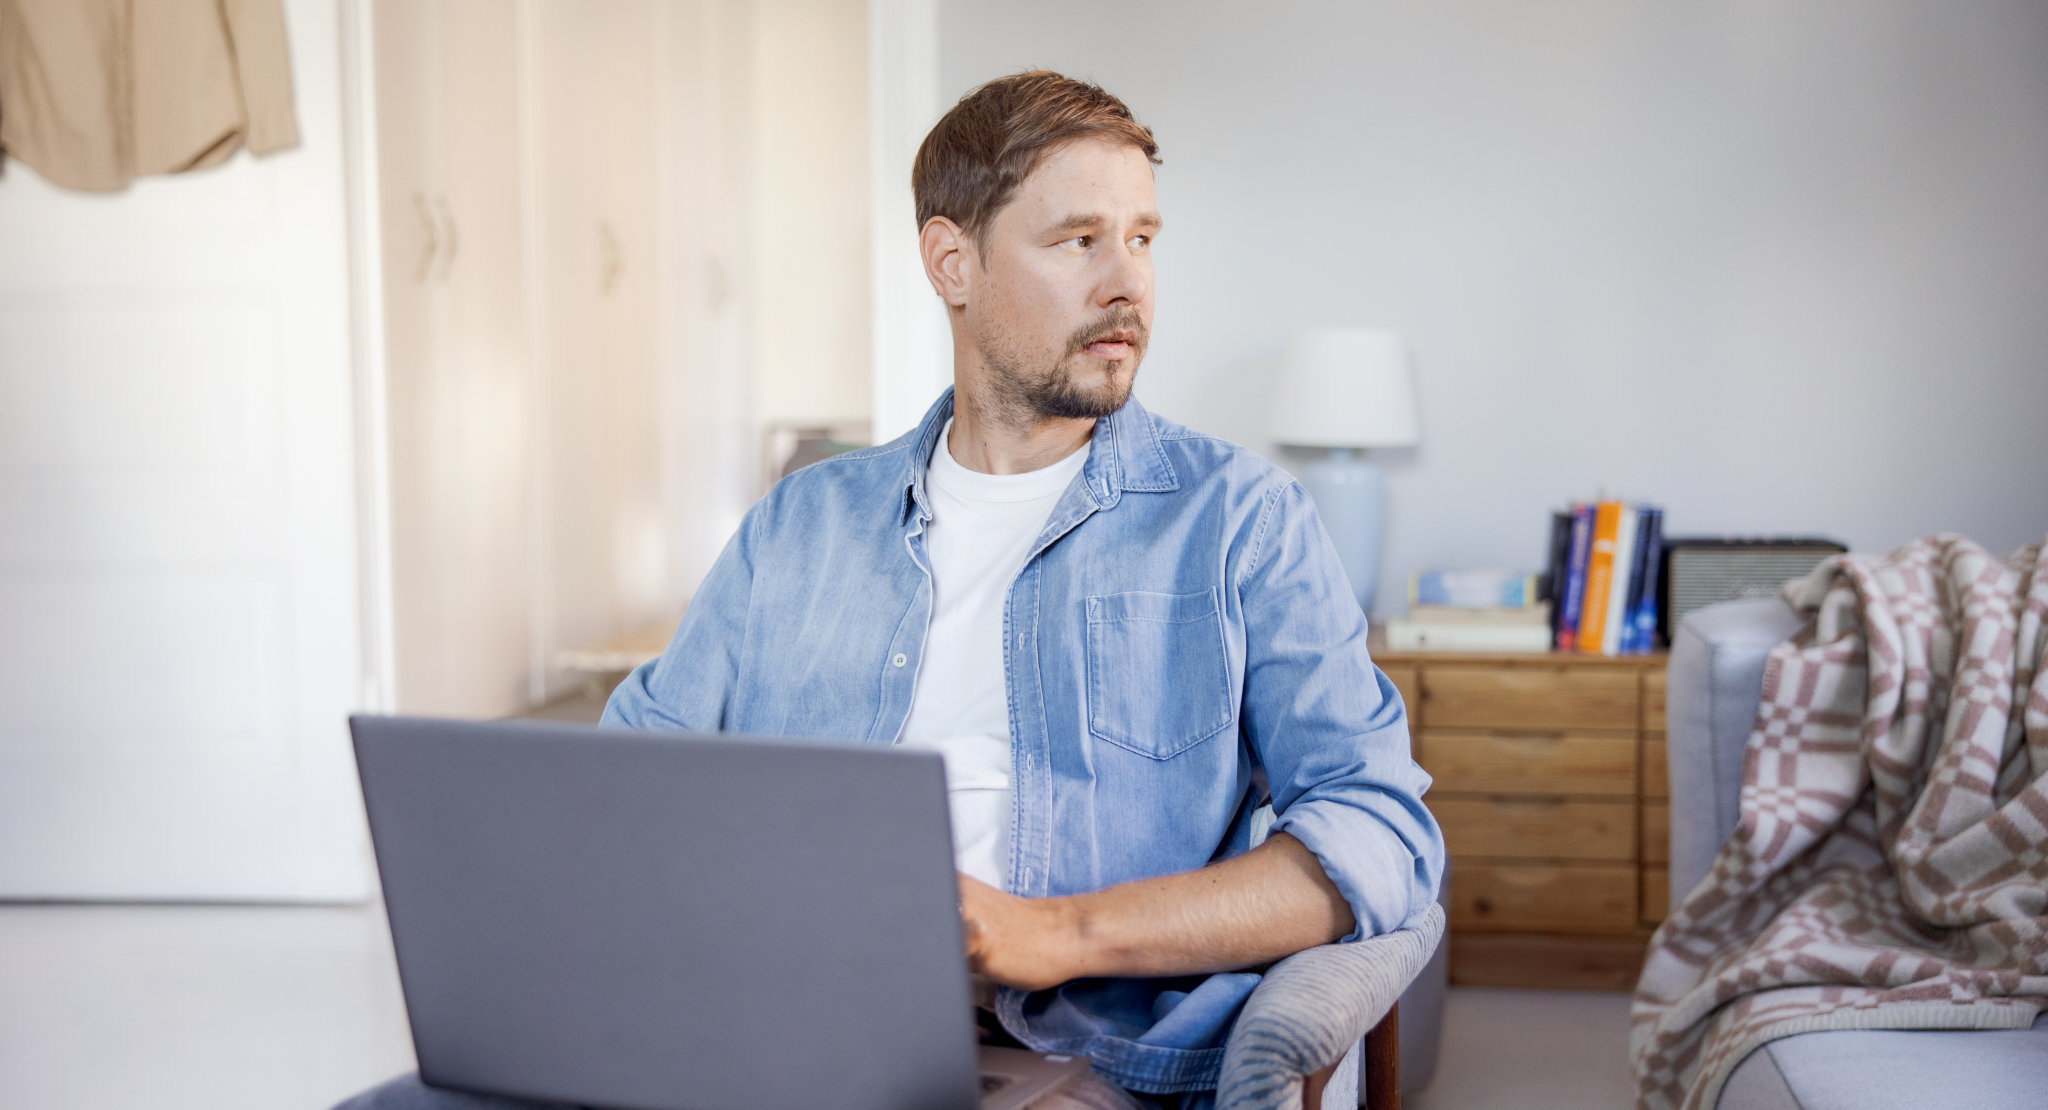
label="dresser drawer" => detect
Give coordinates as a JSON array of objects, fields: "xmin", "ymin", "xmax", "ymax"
[
  {"xmin": 1641, "ymin": 737, "xmax": 1668, "ymax": 800},
  {"xmin": 1641, "ymin": 800, "xmax": 1669, "ymax": 865},
  {"xmin": 1421, "ymin": 730, "xmax": 1636, "ymax": 796},
  {"xmin": 1433, "ymin": 797, "xmax": 1635, "ymax": 861},
  {"xmin": 1420, "ymin": 666, "xmax": 1639, "ymax": 731},
  {"xmin": 1449, "ymin": 863, "xmax": 1638, "ymax": 932},
  {"xmin": 1642, "ymin": 866, "xmax": 1670, "ymax": 926}
]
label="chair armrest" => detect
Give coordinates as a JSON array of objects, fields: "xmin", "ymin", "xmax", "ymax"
[
  {"xmin": 1216, "ymin": 902, "xmax": 1446, "ymax": 1110},
  {"xmin": 1665, "ymin": 598, "xmax": 1804, "ymax": 905}
]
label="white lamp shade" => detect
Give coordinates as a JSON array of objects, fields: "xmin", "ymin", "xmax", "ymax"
[{"xmin": 1268, "ymin": 328, "xmax": 1421, "ymax": 448}]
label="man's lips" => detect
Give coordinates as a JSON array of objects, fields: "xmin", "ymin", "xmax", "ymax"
[{"xmin": 1083, "ymin": 332, "xmax": 1138, "ymax": 358}]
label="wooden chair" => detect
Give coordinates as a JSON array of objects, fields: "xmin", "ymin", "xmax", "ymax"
[{"xmin": 1216, "ymin": 903, "xmax": 1444, "ymax": 1109}]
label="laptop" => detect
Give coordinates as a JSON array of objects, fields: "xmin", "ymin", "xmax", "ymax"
[{"xmin": 351, "ymin": 715, "xmax": 1090, "ymax": 1110}]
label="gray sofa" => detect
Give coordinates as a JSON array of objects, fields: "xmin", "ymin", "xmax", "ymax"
[{"xmin": 1665, "ymin": 598, "xmax": 2048, "ymax": 1110}]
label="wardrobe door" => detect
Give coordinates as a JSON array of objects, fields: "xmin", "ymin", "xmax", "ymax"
[
  {"xmin": 375, "ymin": 0, "xmax": 453, "ymax": 715},
  {"xmin": 376, "ymin": 0, "xmax": 535, "ymax": 717},
  {"xmin": 530, "ymin": 0, "xmax": 667, "ymax": 695},
  {"xmin": 426, "ymin": 0, "xmax": 536, "ymax": 716}
]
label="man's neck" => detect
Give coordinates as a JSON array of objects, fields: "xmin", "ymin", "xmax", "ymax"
[{"xmin": 946, "ymin": 381, "xmax": 1095, "ymax": 476}]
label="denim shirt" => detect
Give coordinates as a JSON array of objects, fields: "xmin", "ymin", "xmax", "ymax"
[{"xmin": 603, "ymin": 389, "xmax": 1443, "ymax": 1095}]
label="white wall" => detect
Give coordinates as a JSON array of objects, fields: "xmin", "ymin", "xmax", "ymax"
[
  {"xmin": 868, "ymin": 0, "xmax": 949, "ymax": 444},
  {"xmin": 938, "ymin": 0, "xmax": 2048, "ymax": 615}
]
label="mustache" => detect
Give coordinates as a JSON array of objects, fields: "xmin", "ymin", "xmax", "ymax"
[{"xmin": 1064, "ymin": 308, "xmax": 1148, "ymax": 356}]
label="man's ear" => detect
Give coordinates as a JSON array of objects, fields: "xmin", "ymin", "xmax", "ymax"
[{"xmin": 919, "ymin": 216, "xmax": 974, "ymax": 308}]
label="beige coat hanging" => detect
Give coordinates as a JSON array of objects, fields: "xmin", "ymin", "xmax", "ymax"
[{"xmin": 0, "ymin": 0, "xmax": 299, "ymax": 192}]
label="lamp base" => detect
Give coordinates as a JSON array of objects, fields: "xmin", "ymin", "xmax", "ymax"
[{"xmin": 1295, "ymin": 448, "xmax": 1385, "ymax": 617}]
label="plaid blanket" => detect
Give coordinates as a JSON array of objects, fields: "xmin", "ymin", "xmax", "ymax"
[{"xmin": 1631, "ymin": 534, "xmax": 2048, "ymax": 1110}]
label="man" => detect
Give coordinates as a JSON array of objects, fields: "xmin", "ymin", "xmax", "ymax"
[{"xmin": 341, "ymin": 72, "xmax": 1440, "ymax": 1110}]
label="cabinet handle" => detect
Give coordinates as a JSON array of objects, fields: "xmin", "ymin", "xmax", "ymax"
[
  {"xmin": 434, "ymin": 194, "xmax": 459, "ymax": 283},
  {"xmin": 598, "ymin": 220, "xmax": 623, "ymax": 295},
  {"xmin": 412, "ymin": 191, "xmax": 437, "ymax": 283},
  {"xmin": 705, "ymin": 255, "xmax": 729, "ymax": 312}
]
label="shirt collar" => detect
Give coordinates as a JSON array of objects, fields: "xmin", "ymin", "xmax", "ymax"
[{"xmin": 900, "ymin": 387, "xmax": 1180, "ymax": 524}]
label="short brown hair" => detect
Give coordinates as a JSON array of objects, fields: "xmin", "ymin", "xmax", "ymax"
[{"xmin": 912, "ymin": 71, "xmax": 1160, "ymax": 243}]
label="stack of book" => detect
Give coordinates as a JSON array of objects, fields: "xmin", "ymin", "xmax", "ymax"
[
  {"xmin": 1382, "ymin": 570, "xmax": 1552, "ymax": 653},
  {"xmin": 1543, "ymin": 500, "xmax": 1664, "ymax": 655}
]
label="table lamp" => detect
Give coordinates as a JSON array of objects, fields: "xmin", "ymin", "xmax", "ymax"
[{"xmin": 1269, "ymin": 328, "xmax": 1420, "ymax": 616}]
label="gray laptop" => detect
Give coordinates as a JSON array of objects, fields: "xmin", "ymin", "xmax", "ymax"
[{"xmin": 351, "ymin": 715, "xmax": 1089, "ymax": 1110}]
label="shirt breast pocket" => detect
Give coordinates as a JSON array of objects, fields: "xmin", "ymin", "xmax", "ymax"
[{"xmin": 1084, "ymin": 589, "xmax": 1234, "ymax": 760}]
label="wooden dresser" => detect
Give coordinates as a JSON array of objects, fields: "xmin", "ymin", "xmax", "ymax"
[{"xmin": 1374, "ymin": 643, "xmax": 1669, "ymax": 990}]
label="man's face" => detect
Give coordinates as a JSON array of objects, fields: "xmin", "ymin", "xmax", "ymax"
[{"xmin": 962, "ymin": 138, "xmax": 1160, "ymax": 422}]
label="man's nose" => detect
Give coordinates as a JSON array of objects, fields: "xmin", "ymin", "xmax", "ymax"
[{"xmin": 1096, "ymin": 242, "xmax": 1149, "ymax": 308}]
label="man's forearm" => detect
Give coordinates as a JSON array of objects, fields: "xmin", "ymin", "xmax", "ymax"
[
  {"xmin": 959, "ymin": 832, "xmax": 1356, "ymax": 989},
  {"xmin": 1064, "ymin": 831, "xmax": 1355, "ymax": 978}
]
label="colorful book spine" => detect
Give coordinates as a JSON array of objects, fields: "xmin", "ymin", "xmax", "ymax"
[
  {"xmin": 1544, "ymin": 510, "xmax": 1572, "ymax": 648},
  {"xmin": 1627, "ymin": 507, "xmax": 1665, "ymax": 653},
  {"xmin": 1618, "ymin": 504, "xmax": 1656, "ymax": 654},
  {"xmin": 1576, "ymin": 501, "xmax": 1623, "ymax": 654},
  {"xmin": 1556, "ymin": 503, "xmax": 1594, "ymax": 652},
  {"xmin": 1600, "ymin": 505, "xmax": 1638, "ymax": 656}
]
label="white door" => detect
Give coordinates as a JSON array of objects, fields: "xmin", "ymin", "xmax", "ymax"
[{"xmin": 0, "ymin": 0, "xmax": 370, "ymax": 899}]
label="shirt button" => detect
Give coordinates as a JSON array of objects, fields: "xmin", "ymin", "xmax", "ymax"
[{"xmin": 892, "ymin": 653, "xmax": 908, "ymax": 668}]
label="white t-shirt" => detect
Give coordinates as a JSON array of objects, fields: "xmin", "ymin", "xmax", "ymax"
[{"xmin": 896, "ymin": 419, "xmax": 1089, "ymax": 889}]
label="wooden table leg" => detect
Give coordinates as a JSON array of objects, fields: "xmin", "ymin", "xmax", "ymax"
[
  {"xmin": 1302, "ymin": 1058, "xmax": 1337, "ymax": 1108},
  {"xmin": 1362, "ymin": 1001, "xmax": 1401, "ymax": 1110}
]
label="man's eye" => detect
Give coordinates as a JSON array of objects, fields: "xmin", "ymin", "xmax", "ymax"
[
  {"xmin": 1128, "ymin": 235, "xmax": 1150, "ymax": 249},
  {"xmin": 1063, "ymin": 235, "xmax": 1091, "ymax": 249}
]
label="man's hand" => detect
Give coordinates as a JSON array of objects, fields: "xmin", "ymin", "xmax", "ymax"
[
  {"xmin": 957, "ymin": 832, "xmax": 1357, "ymax": 991},
  {"xmin": 957, "ymin": 873, "xmax": 1079, "ymax": 991}
]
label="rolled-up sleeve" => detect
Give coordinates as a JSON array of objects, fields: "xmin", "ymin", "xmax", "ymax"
[
  {"xmin": 1238, "ymin": 482, "xmax": 1443, "ymax": 941},
  {"xmin": 601, "ymin": 506, "xmax": 759, "ymax": 732}
]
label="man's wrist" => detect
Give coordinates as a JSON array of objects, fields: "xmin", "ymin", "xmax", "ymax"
[{"xmin": 1045, "ymin": 891, "xmax": 1104, "ymax": 982}]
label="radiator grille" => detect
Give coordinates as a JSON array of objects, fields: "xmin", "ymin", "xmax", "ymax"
[{"xmin": 1665, "ymin": 543, "xmax": 1845, "ymax": 636}]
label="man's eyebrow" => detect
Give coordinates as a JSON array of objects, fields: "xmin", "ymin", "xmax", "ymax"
[{"xmin": 1045, "ymin": 211, "xmax": 1165, "ymax": 236}]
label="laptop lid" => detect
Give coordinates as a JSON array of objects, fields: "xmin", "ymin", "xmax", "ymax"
[{"xmin": 352, "ymin": 715, "xmax": 982, "ymax": 1110}]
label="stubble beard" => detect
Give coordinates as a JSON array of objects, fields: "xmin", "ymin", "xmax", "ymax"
[{"xmin": 975, "ymin": 306, "xmax": 1149, "ymax": 428}]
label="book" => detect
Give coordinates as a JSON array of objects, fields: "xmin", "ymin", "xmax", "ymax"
[
  {"xmin": 1543, "ymin": 510, "xmax": 1572, "ymax": 647},
  {"xmin": 1556, "ymin": 503, "xmax": 1593, "ymax": 652},
  {"xmin": 1618, "ymin": 505, "xmax": 1654, "ymax": 654},
  {"xmin": 1410, "ymin": 569, "xmax": 1542, "ymax": 610},
  {"xmin": 1600, "ymin": 505, "xmax": 1638, "ymax": 656},
  {"xmin": 1408, "ymin": 603, "xmax": 1552, "ymax": 627},
  {"xmin": 1626, "ymin": 507, "xmax": 1665, "ymax": 653},
  {"xmin": 1382, "ymin": 618, "xmax": 1553, "ymax": 653},
  {"xmin": 1576, "ymin": 501, "xmax": 1623, "ymax": 654}
]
